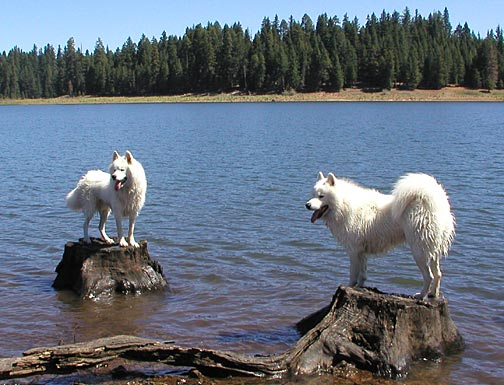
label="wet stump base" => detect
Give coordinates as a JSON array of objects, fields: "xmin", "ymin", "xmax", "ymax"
[{"xmin": 52, "ymin": 239, "xmax": 168, "ymax": 298}]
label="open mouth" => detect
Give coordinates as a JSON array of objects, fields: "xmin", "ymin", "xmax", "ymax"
[
  {"xmin": 310, "ymin": 205, "xmax": 329, "ymax": 223},
  {"xmin": 114, "ymin": 177, "xmax": 128, "ymax": 191}
]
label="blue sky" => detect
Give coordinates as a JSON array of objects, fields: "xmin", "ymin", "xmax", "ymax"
[{"xmin": 1, "ymin": 0, "xmax": 502, "ymax": 52}]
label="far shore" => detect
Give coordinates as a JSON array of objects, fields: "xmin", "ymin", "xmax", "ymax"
[{"xmin": 1, "ymin": 86, "xmax": 504, "ymax": 105}]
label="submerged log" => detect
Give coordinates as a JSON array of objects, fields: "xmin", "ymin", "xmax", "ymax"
[
  {"xmin": 0, "ymin": 287, "xmax": 463, "ymax": 380},
  {"xmin": 52, "ymin": 239, "xmax": 168, "ymax": 298}
]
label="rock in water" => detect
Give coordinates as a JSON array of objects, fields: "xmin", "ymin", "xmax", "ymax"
[{"xmin": 52, "ymin": 239, "xmax": 168, "ymax": 298}]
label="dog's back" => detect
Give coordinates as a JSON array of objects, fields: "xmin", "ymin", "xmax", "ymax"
[{"xmin": 66, "ymin": 170, "xmax": 111, "ymax": 213}]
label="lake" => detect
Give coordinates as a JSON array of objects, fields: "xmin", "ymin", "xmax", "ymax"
[{"xmin": 0, "ymin": 102, "xmax": 502, "ymax": 384}]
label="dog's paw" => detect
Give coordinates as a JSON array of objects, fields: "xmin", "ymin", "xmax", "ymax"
[
  {"xmin": 103, "ymin": 237, "xmax": 115, "ymax": 245},
  {"xmin": 131, "ymin": 241, "xmax": 140, "ymax": 248},
  {"xmin": 118, "ymin": 237, "xmax": 129, "ymax": 247},
  {"xmin": 414, "ymin": 292, "xmax": 428, "ymax": 301},
  {"xmin": 128, "ymin": 238, "xmax": 140, "ymax": 248}
]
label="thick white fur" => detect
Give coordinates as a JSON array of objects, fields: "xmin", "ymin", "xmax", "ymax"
[
  {"xmin": 66, "ymin": 151, "xmax": 147, "ymax": 247},
  {"xmin": 306, "ymin": 172, "xmax": 455, "ymax": 299}
]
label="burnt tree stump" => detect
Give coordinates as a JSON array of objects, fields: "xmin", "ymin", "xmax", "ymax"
[
  {"xmin": 52, "ymin": 239, "xmax": 168, "ymax": 298},
  {"xmin": 1, "ymin": 286, "xmax": 463, "ymax": 381}
]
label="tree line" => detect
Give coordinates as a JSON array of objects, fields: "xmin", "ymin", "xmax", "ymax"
[{"xmin": 1, "ymin": 7, "xmax": 503, "ymax": 99}]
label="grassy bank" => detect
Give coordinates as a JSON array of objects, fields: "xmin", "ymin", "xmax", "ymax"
[{"xmin": 2, "ymin": 87, "xmax": 504, "ymax": 105}]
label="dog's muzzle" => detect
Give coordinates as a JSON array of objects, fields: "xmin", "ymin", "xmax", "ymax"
[
  {"xmin": 112, "ymin": 176, "xmax": 128, "ymax": 191},
  {"xmin": 306, "ymin": 201, "xmax": 329, "ymax": 223}
]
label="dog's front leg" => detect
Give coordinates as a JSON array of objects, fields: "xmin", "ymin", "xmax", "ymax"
[
  {"xmin": 114, "ymin": 212, "xmax": 128, "ymax": 247},
  {"xmin": 357, "ymin": 254, "xmax": 368, "ymax": 286},
  {"xmin": 99, "ymin": 208, "xmax": 114, "ymax": 244},
  {"xmin": 127, "ymin": 215, "xmax": 139, "ymax": 248},
  {"xmin": 349, "ymin": 252, "xmax": 367, "ymax": 287},
  {"xmin": 349, "ymin": 253, "xmax": 360, "ymax": 286}
]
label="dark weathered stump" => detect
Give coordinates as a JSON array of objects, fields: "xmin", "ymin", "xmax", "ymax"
[
  {"xmin": 52, "ymin": 239, "xmax": 168, "ymax": 298},
  {"xmin": 1, "ymin": 286, "xmax": 463, "ymax": 381},
  {"xmin": 290, "ymin": 286, "xmax": 464, "ymax": 377}
]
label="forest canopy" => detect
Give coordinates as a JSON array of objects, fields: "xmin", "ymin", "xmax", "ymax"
[{"xmin": 1, "ymin": 7, "xmax": 503, "ymax": 99}]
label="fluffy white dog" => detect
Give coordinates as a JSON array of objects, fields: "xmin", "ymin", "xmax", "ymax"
[
  {"xmin": 306, "ymin": 172, "xmax": 455, "ymax": 299},
  {"xmin": 66, "ymin": 151, "xmax": 147, "ymax": 247}
]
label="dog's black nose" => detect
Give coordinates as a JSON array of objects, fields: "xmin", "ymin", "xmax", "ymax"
[{"xmin": 305, "ymin": 202, "xmax": 311, "ymax": 209}]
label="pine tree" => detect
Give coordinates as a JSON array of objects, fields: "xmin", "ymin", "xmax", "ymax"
[
  {"xmin": 89, "ymin": 38, "xmax": 108, "ymax": 95},
  {"xmin": 404, "ymin": 48, "xmax": 420, "ymax": 89},
  {"xmin": 40, "ymin": 44, "xmax": 57, "ymax": 97},
  {"xmin": 64, "ymin": 38, "xmax": 86, "ymax": 96},
  {"xmin": 247, "ymin": 36, "xmax": 266, "ymax": 91},
  {"xmin": 6, "ymin": 48, "xmax": 21, "ymax": 98},
  {"xmin": 496, "ymin": 26, "xmax": 504, "ymax": 88},
  {"xmin": 330, "ymin": 51, "xmax": 344, "ymax": 91},
  {"xmin": 150, "ymin": 37, "xmax": 160, "ymax": 93},
  {"xmin": 479, "ymin": 36, "xmax": 499, "ymax": 90},
  {"xmin": 18, "ymin": 45, "xmax": 41, "ymax": 98},
  {"xmin": 219, "ymin": 24, "xmax": 239, "ymax": 90},
  {"xmin": 166, "ymin": 36, "xmax": 183, "ymax": 92},
  {"xmin": 136, "ymin": 34, "xmax": 153, "ymax": 94},
  {"xmin": 116, "ymin": 37, "xmax": 137, "ymax": 95},
  {"xmin": 306, "ymin": 34, "xmax": 331, "ymax": 91}
]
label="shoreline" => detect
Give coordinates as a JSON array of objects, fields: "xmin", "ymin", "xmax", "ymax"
[{"xmin": 1, "ymin": 86, "xmax": 504, "ymax": 104}]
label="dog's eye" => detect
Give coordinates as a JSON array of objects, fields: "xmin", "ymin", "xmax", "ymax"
[{"xmin": 318, "ymin": 195, "xmax": 325, "ymax": 198}]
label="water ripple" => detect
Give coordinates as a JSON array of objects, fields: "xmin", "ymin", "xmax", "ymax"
[{"xmin": 0, "ymin": 103, "xmax": 503, "ymax": 383}]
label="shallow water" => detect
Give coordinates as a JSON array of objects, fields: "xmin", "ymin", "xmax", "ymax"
[{"xmin": 0, "ymin": 102, "xmax": 503, "ymax": 384}]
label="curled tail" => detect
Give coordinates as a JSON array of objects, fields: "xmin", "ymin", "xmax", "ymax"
[
  {"xmin": 65, "ymin": 187, "xmax": 83, "ymax": 211},
  {"xmin": 66, "ymin": 170, "xmax": 108, "ymax": 212},
  {"xmin": 391, "ymin": 173, "xmax": 455, "ymax": 255}
]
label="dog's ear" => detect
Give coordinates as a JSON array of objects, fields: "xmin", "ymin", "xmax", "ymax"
[
  {"xmin": 317, "ymin": 171, "xmax": 325, "ymax": 181},
  {"xmin": 327, "ymin": 173, "xmax": 336, "ymax": 186},
  {"xmin": 113, "ymin": 151, "xmax": 120, "ymax": 161},
  {"xmin": 125, "ymin": 150, "xmax": 133, "ymax": 164}
]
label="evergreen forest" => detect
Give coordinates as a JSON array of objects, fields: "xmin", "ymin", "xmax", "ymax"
[{"xmin": 1, "ymin": 7, "xmax": 503, "ymax": 99}]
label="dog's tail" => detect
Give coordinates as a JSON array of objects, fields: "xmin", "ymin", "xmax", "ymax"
[
  {"xmin": 65, "ymin": 187, "xmax": 82, "ymax": 211},
  {"xmin": 391, "ymin": 173, "xmax": 455, "ymax": 255}
]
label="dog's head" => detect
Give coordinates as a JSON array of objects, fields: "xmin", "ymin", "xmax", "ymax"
[
  {"xmin": 306, "ymin": 172, "xmax": 337, "ymax": 223},
  {"xmin": 110, "ymin": 151, "xmax": 134, "ymax": 191}
]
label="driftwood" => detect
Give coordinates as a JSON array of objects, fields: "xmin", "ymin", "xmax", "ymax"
[
  {"xmin": 0, "ymin": 286, "xmax": 463, "ymax": 381},
  {"xmin": 52, "ymin": 239, "xmax": 168, "ymax": 298}
]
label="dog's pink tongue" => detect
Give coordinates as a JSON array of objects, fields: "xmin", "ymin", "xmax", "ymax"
[
  {"xmin": 115, "ymin": 181, "xmax": 122, "ymax": 191},
  {"xmin": 310, "ymin": 211, "xmax": 319, "ymax": 223}
]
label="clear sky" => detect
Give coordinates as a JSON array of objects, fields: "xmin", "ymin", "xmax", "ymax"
[{"xmin": 1, "ymin": 0, "xmax": 502, "ymax": 53}]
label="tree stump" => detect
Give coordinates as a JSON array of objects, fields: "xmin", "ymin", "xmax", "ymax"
[
  {"xmin": 290, "ymin": 286, "xmax": 464, "ymax": 377},
  {"xmin": 52, "ymin": 239, "xmax": 168, "ymax": 298}
]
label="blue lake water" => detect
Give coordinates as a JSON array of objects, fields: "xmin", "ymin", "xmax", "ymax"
[{"xmin": 0, "ymin": 102, "xmax": 503, "ymax": 384}]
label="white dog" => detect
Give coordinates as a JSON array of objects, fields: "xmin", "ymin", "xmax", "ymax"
[
  {"xmin": 306, "ymin": 172, "xmax": 455, "ymax": 299},
  {"xmin": 66, "ymin": 151, "xmax": 147, "ymax": 247}
]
